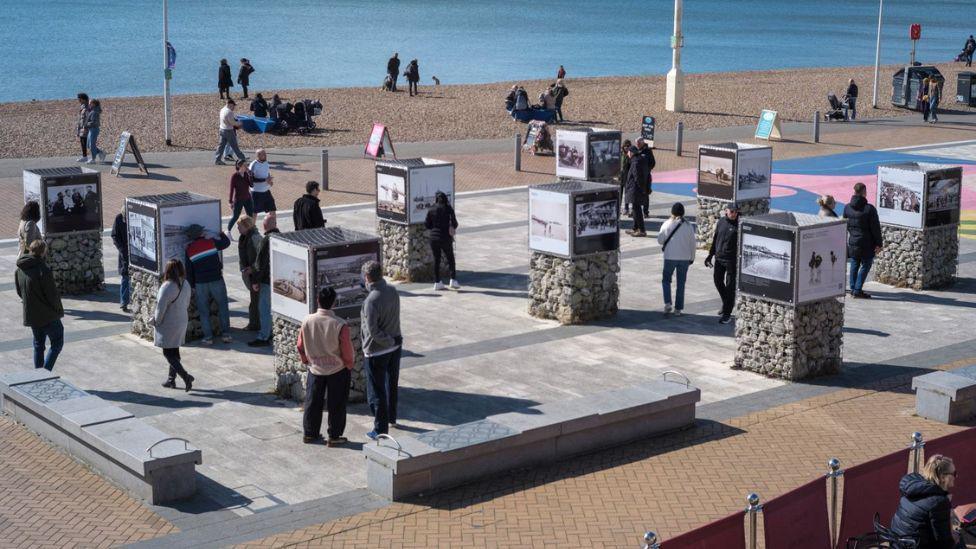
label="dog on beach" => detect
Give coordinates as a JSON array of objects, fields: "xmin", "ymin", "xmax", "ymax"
[{"xmin": 432, "ymin": 76, "xmax": 440, "ymax": 86}]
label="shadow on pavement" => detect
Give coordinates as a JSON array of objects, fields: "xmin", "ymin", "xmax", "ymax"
[{"xmin": 393, "ymin": 387, "xmax": 540, "ymax": 427}]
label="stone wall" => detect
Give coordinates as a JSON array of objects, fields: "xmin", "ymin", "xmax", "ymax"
[
  {"xmin": 45, "ymin": 231, "xmax": 104, "ymax": 295},
  {"xmin": 378, "ymin": 220, "xmax": 448, "ymax": 282},
  {"xmin": 130, "ymin": 269, "xmax": 223, "ymax": 342},
  {"xmin": 695, "ymin": 197, "xmax": 770, "ymax": 249},
  {"xmin": 874, "ymin": 224, "xmax": 958, "ymax": 290},
  {"xmin": 734, "ymin": 295, "xmax": 844, "ymax": 380},
  {"xmin": 272, "ymin": 315, "xmax": 366, "ymax": 403},
  {"xmin": 528, "ymin": 250, "xmax": 619, "ymax": 324}
]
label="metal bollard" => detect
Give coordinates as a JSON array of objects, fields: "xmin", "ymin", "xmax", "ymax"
[
  {"xmin": 642, "ymin": 531, "xmax": 659, "ymax": 549},
  {"xmin": 320, "ymin": 149, "xmax": 329, "ymax": 191},
  {"xmin": 827, "ymin": 458, "xmax": 844, "ymax": 546},
  {"xmin": 746, "ymin": 493, "xmax": 762, "ymax": 549},
  {"xmin": 814, "ymin": 111, "xmax": 821, "ymax": 143},
  {"xmin": 911, "ymin": 432, "xmax": 925, "ymax": 473},
  {"xmin": 675, "ymin": 121, "xmax": 684, "ymax": 157},
  {"xmin": 514, "ymin": 132, "xmax": 522, "ymax": 172}
]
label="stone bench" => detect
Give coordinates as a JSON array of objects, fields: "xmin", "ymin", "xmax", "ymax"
[
  {"xmin": 364, "ymin": 377, "xmax": 700, "ymax": 500},
  {"xmin": 912, "ymin": 365, "xmax": 976, "ymax": 424},
  {"xmin": 0, "ymin": 370, "xmax": 202, "ymax": 504}
]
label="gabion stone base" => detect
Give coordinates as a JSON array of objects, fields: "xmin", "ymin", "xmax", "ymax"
[
  {"xmin": 734, "ymin": 295, "xmax": 844, "ymax": 380},
  {"xmin": 45, "ymin": 231, "xmax": 104, "ymax": 294},
  {"xmin": 695, "ymin": 197, "xmax": 770, "ymax": 249},
  {"xmin": 378, "ymin": 220, "xmax": 448, "ymax": 282},
  {"xmin": 528, "ymin": 251, "xmax": 619, "ymax": 324},
  {"xmin": 130, "ymin": 269, "xmax": 223, "ymax": 343},
  {"xmin": 272, "ymin": 315, "xmax": 366, "ymax": 403},
  {"xmin": 874, "ymin": 224, "xmax": 958, "ymax": 290}
]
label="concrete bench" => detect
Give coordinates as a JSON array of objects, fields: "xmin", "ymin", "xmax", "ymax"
[
  {"xmin": 0, "ymin": 370, "xmax": 202, "ymax": 504},
  {"xmin": 912, "ymin": 365, "xmax": 976, "ymax": 424},
  {"xmin": 364, "ymin": 377, "xmax": 700, "ymax": 500}
]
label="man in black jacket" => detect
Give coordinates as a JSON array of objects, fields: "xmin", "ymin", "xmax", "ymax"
[
  {"xmin": 844, "ymin": 79, "xmax": 859, "ymax": 121},
  {"xmin": 624, "ymin": 146, "xmax": 649, "ymax": 237},
  {"xmin": 237, "ymin": 215, "xmax": 262, "ymax": 331},
  {"xmin": 111, "ymin": 205, "xmax": 130, "ymax": 312},
  {"xmin": 637, "ymin": 138, "xmax": 656, "ymax": 217},
  {"xmin": 843, "ymin": 182, "xmax": 883, "ymax": 298},
  {"xmin": 387, "ymin": 53, "xmax": 400, "ymax": 92},
  {"xmin": 292, "ymin": 181, "xmax": 325, "ymax": 231},
  {"xmin": 705, "ymin": 204, "xmax": 739, "ymax": 324},
  {"xmin": 15, "ymin": 240, "xmax": 65, "ymax": 370},
  {"xmin": 250, "ymin": 214, "xmax": 281, "ymax": 347}
]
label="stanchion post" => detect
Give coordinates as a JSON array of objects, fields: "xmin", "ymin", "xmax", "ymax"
[
  {"xmin": 814, "ymin": 112, "xmax": 821, "ymax": 143},
  {"xmin": 827, "ymin": 458, "xmax": 843, "ymax": 546},
  {"xmin": 746, "ymin": 493, "xmax": 762, "ymax": 549},
  {"xmin": 642, "ymin": 531, "xmax": 659, "ymax": 549},
  {"xmin": 675, "ymin": 121, "xmax": 684, "ymax": 157},
  {"xmin": 320, "ymin": 149, "xmax": 329, "ymax": 191},
  {"xmin": 911, "ymin": 432, "xmax": 925, "ymax": 473},
  {"xmin": 514, "ymin": 132, "xmax": 522, "ymax": 172}
]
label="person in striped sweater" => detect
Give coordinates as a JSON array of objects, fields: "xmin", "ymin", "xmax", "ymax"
[{"xmin": 184, "ymin": 224, "xmax": 232, "ymax": 345}]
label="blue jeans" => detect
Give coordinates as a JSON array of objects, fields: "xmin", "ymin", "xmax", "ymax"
[
  {"xmin": 193, "ymin": 280, "xmax": 230, "ymax": 339},
  {"xmin": 848, "ymin": 256, "xmax": 874, "ymax": 293},
  {"xmin": 929, "ymin": 98, "xmax": 939, "ymax": 121},
  {"xmin": 31, "ymin": 319, "xmax": 64, "ymax": 371},
  {"xmin": 86, "ymin": 127, "xmax": 101, "ymax": 159},
  {"xmin": 662, "ymin": 259, "xmax": 691, "ymax": 311},
  {"xmin": 215, "ymin": 129, "xmax": 245, "ymax": 162},
  {"xmin": 120, "ymin": 274, "xmax": 131, "ymax": 307},
  {"xmin": 258, "ymin": 283, "xmax": 272, "ymax": 340},
  {"xmin": 364, "ymin": 351, "xmax": 395, "ymax": 435}
]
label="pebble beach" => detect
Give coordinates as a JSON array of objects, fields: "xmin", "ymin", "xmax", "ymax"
[{"xmin": 0, "ymin": 63, "xmax": 972, "ymax": 159}]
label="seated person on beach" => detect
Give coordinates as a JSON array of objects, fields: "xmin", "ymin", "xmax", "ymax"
[
  {"xmin": 505, "ymin": 85, "xmax": 517, "ymax": 111},
  {"xmin": 512, "ymin": 87, "xmax": 529, "ymax": 112},
  {"xmin": 269, "ymin": 94, "xmax": 283, "ymax": 119},
  {"xmin": 250, "ymin": 93, "xmax": 269, "ymax": 118}
]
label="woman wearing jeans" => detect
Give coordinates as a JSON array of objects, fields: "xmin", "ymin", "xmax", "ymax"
[
  {"xmin": 85, "ymin": 99, "xmax": 104, "ymax": 164},
  {"xmin": 227, "ymin": 160, "xmax": 254, "ymax": 234},
  {"xmin": 153, "ymin": 259, "xmax": 194, "ymax": 391},
  {"xmin": 657, "ymin": 202, "xmax": 696, "ymax": 315}
]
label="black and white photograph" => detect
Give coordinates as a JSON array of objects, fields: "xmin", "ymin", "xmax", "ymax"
[
  {"xmin": 529, "ymin": 189, "xmax": 570, "ymax": 256},
  {"xmin": 575, "ymin": 199, "xmax": 617, "ymax": 237},
  {"xmin": 377, "ymin": 172, "xmax": 406, "ymax": 218},
  {"xmin": 556, "ymin": 134, "xmax": 586, "ymax": 179},
  {"xmin": 315, "ymin": 250, "xmax": 378, "ymax": 314},
  {"xmin": 44, "ymin": 182, "xmax": 101, "ymax": 234},
  {"xmin": 741, "ymin": 233, "xmax": 792, "ymax": 283},
  {"xmin": 587, "ymin": 138, "xmax": 620, "ymax": 180},
  {"xmin": 797, "ymin": 224, "xmax": 846, "ymax": 303},
  {"xmin": 126, "ymin": 201, "xmax": 158, "ymax": 273},
  {"xmin": 408, "ymin": 165, "xmax": 454, "ymax": 224},
  {"xmin": 877, "ymin": 168, "xmax": 924, "ymax": 228},
  {"xmin": 272, "ymin": 251, "xmax": 308, "ymax": 304},
  {"xmin": 159, "ymin": 201, "xmax": 222, "ymax": 265},
  {"xmin": 927, "ymin": 174, "xmax": 961, "ymax": 212},
  {"xmin": 697, "ymin": 148, "xmax": 735, "ymax": 200},
  {"xmin": 23, "ymin": 181, "xmax": 40, "ymax": 207},
  {"xmin": 735, "ymin": 148, "xmax": 772, "ymax": 201}
]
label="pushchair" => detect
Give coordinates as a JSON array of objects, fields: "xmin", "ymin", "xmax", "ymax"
[
  {"xmin": 271, "ymin": 99, "xmax": 322, "ymax": 135},
  {"xmin": 825, "ymin": 93, "xmax": 847, "ymax": 121}
]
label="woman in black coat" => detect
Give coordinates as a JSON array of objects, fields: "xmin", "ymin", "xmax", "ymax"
[
  {"xmin": 238, "ymin": 58, "xmax": 255, "ymax": 99},
  {"xmin": 424, "ymin": 191, "xmax": 459, "ymax": 290},
  {"xmin": 405, "ymin": 59, "xmax": 420, "ymax": 97},
  {"xmin": 890, "ymin": 454, "xmax": 961, "ymax": 549},
  {"xmin": 218, "ymin": 59, "xmax": 233, "ymax": 99}
]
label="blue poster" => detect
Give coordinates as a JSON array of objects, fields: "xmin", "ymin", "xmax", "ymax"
[
  {"xmin": 166, "ymin": 42, "xmax": 176, "ymax": 70},
  {"xmin": 755, "ymin": 110, "xmax": 777, "ymax": 139}
]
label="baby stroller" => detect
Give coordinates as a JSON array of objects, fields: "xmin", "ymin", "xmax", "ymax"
[
  {"xmin": 824, "ymin": 94, "xmax": 847, "ymax": 121},
  {"xmin": 271, "ymin": 99, "xmax": 322, "ymax": 135}
]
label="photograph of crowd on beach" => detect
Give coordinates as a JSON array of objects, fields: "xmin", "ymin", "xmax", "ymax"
[
  {"xmin": 573, "ymin": 191, "xmax": 620, "ymax": 255},
  {"xmin": 126, "ymin": 201, "xmax": 158, "ymax": 273},
  {"xmin": 376, "ymin": 171, "xmax": 407, "ymax": 221},
  {"xmin": 925, "ymin": 168, "xmax": 962, "ymax": 227},
  {"xmin": 734, "ymin": 148, "xmax": 772, "ymax": 201},
  {"xmin": 697, "ymin": 148, "xmax": 735, "ymax": 200},
  {"xmin": 797, "ymin": 224, "xmax": 846, "ymax": 303},
  {"xmin": 877, "ymin": 167, "xmax": 923, "ymax": 228},
  {"xmin": 739, "ymin": 223, "xmax": 795, "ymax": 303},
  {"xmin": 44, "ymin": 182, "xmax": 101, "ymax": 234},
  {"xmin": 529, "ymin": 189, "xmax": 570, "ymax": 256},
  {"xmin": 408, "ymin": 165, "xmax": 454, "ymax": 224},
  {"xmin": 160, "ymin": 201, "xmax": 221, "ymax": 267},
  {"xmin": 587, "ymin": 137, "xmax": 620, "ymax": 180},
  {"xmin": 556, "ymin": 134, "xmax": 586, "ymax": 179},
  {"xmin": 315, "ymin": 245, "xmax": 379, "ymax": 318}
]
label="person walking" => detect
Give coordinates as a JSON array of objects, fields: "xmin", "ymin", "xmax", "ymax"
[
  {"xmin": 918, "ymin": 78, "xmax": 931, "ymax": 122},
  {"xmin": 965, "ymin": 35, "xmax": 976, "ymax": 67},
  {"xmin": 237, "ymin": 58, "xmax": 255, "ymax": 99},
  {"xmin": 425, "ymin": 191, "xmax": 459, "ymax": 290},
  {"xmin": 637, "ymin": 138, "xmax": 656, "ymax": 217},
  {"xmin": 249, "ymin": 214, "xmax": 279, "ymax": 347},
  {"xmin": 619, "ymin": 139, "xmax": 632, "ymax": 216},
  {"xmin": 817, "ymin": 195, "xmax": 838, "ymax": 217},
  {"xmin": 890, "ymin": 454, "xmax": 960, "ymax": 549},
  {"xmin": 387, "ymin": 53, "xmax": 401, "ymax": 92},
  {"xmin": 248, "ymin": 149, "xmax": 276, "ymax": 214},
  {"xmin": 18, "ymin": 202, "xmax": 42, "ymax": 257},
  {"xmin": 84, "ymin": 99, "xmax": 104, "ymax": 164},
  {"xmin": 184, "ymin": 224, "xmax": 232, "ymax": 344},
  {"xmin": 298, "ymin": 287, "xmax": 354, "ymax": 446},
  {"xmin": 624, "ymin": 146, "xmax": 649, "ymax": 237},
  {"xmin": 218, "ymin": 59, "xmax": 233, "ymax": 99},
  {"xmin": 844, "ymin": 79, "xmax": 859, "ymax": 121},
  {"xmin": 75, "ymin": 93, "xmax": 90, "ymax": 162},
  {"xmin": 557, "ymin": 65, "xmax": 566, "ymax": 79},
  {"xmin": 228, "ymin": 160, "xmax": 254, "ymax": 234},
  {"xmin": 658, "ymin": 202, "xmax": 696, "ymax": 316},
  {"xmin": 405, "ymin": 59, "xmax": 420, "ymax": 97},
  {"xmin": 843, "ymin": 182, "xmax": 883, "ymax": 299},
  {"xmin": 215, "ymin": 100, "xmax": 246, "ymax": 165},
  {"xmin": 704, "ymin": 204, "xmax": 739, "ymax": 324},
  {"xmin": 153, "ymin": 259, "xmax": 195, "ymax": 391},
  {"xmin": 237, "ymin": 215, "xmax": 262, "ymax": 332},
  {"xmin": 928, "ymin": 80, "xmax": 941, "ymax": 123},
  {"xmin": 15, "ymin": 241, "xmax": 64, "ymax": 371},
  {"xmin": 292, "ymin": 181, "xmax": 325, "ymax": 230},
  {"xmin": 361, "ymin": 261, "xmax": 402, "ymax": 440},
  {"xmin": 111, "ymin": 204, "xmax": 131, "ymax": 312},
  {"xmin": 552, "ymin": 79, "xmax": 569, "ymax": 122}
]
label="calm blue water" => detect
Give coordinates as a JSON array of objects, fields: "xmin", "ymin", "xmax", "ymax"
[{"xmin": 1, "ymin": 0, "xmax": 972, "ymax": 102}]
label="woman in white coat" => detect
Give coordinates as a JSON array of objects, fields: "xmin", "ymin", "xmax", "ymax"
[
  {"xmin": 657, "ymin": 202, "xmax": 696, "ymax": 315},
  {"xmin": 153, "ymin": 259, "xmax": 194, "ymax": 391}
]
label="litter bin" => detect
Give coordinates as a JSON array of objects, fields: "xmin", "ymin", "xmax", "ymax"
[
  {"xmin": 892, "ymin": 66, "xmax": 944, "ymax": 110},
  {"xmin": 957, "ymin": 72, "xmax": 976, "ymax": 106}
]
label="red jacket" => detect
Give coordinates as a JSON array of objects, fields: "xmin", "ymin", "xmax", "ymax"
[{"xmin": 229, "ymin": 171, "xmax": 252, "ymax": 203}]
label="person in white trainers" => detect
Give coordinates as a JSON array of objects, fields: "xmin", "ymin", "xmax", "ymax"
[
  {"xmin": 657, "ymin": 202, "xmax": 696, "ymax": 316},
  {"xmin": 424, "ymin": 191, "xmax": 459, "ymax": 290}
]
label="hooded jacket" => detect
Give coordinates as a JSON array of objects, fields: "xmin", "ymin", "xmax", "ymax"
[
  {"xmin": 15, "ymin": 254, "xmax": 64, "ymax": 328},
  {"xmin": 843, "ymin": 194, "xmax": 883, "ymax": 259},
  {"xmin": 425, "ymin": 200, "xmax": 458, "ymax": 242},
  {"xmin": 218, "ymin": 62, "xmax": 233, "ymax": 89},
  {"xmin": 84, "ymin": 105, "xmax": 101, "ymax": 129},
  {"xmin": 292, "ymin": 194, "xmax": 325, "ymax": 231},
  {"xmin": 708, "ymin": 215, "xmax": 739, "ymax": 265},
  {"xmin": 889, "ymin": 473, "xmax": 955, "ymax": 549}
]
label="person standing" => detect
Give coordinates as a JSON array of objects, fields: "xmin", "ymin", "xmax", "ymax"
[
  {"xmin": 15, "ymin": 241, "xmax": 64, "ymax": 371},
  {"xmin": 405, "ymin": 59, "xmax": 420, "ymax": 97},
  {"xmin": 361, "ymin": 261, "xmax": 402, "ymax": 440},
  {"xmin": 619, "ymin": 139, "xmax": 632, "ymax": 216},
  {"xmin": 248, "ymin": 149, "xmax": 276, "ymax": 214},
  {"xmin": 183, "ymin": 224, "xmax": 232, "ymax": 344},
  {"xmin": 111, "ymin": 204, "xmax": 131, "ymax": 312},
  {"xmin": 844, "ymin": 79, "xmax": 858, "ymax": 121},
  {"xmin": 215, "ymin": 100, "xmax": 246, "ymax": 165},
  {"xmin": 237, "ymin": 58, "xmax": 255, "ymax": 99},
  {"xmin": 249, "ymin": 214, "xmax": 279, "ymax": 347},
  {"xmin": 293, "ymin": 181, "xmax": 326, "ymax": 230},
  {"xmin": 557, "ymin": 65, "xmax": 566, "ymax": 79},
  {"xmin": 928, "ymin": 80, "xmax": 941, "ymax": 123},
  {"xmin": 425, "ymin": 191, "xmax": 459, "ymax": 290},
  {"xmin": 154, "ymin": 259, "xmax": 194, "ymax": 391},
  {"xmin": 637, "ymin": 138, "xmax": 656, "ymax": 217},
  {"xmin": 228, "ymin": 160, "xmax": 254, "ymax": 233},
  {"xmin": 298, "ymin": 287, "xmax": 354, "ymax": 446},
  {"xmin": 624, "ymin": 146, "xmax": 648, "ymax": 237},
  {"xmin": 843, "ymin": 182, "xmax": 883, "ymax": 299},
  {"xmin": 966, "ymin": 35, "xmax": 976, "ymax": 67},
  {"xmin": 75, "ymin": 93, "xmax": 90, "ymax": 162},
  {"xmin": 890, "ymin": 454, "xmax": 959, "ymax": 548},
  {"xmin": 18, "ymin": 202, "xmax": 42, "ymax": 257},
  {"xmin": 918, "ymin": 78, "xmax": 931, "ymax": 122},
  {"xmin": 658, "ymin": 202, "xmax": 695, "ymax": 316},
  {"xmin": 704, "ymin": 204, "xmax": 739, "ymax": 324},
  {"xmin": 84, "ymin": 99, "xmax": 104, "ymax": 164},
  {"xmin": 817, "ymin": 195, "xmax": 839, "ymax": 218},
  {"xmin": 237, "ymin": 215, "xmax": 262, "ymax": 332},
  {"xmin": 387, "ymin": 53, "xmax": 401, "ymax": 92},
  {"xmin": 218, "ymin": 59, "xmax": 233, "ymax": 99},
  {"xmin": 552, "ymin": 79, "xmax": 569, "ymax": 122}
]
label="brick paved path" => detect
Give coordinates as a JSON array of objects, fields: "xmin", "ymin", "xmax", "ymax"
[{"xmin": 0, "ymin": 415, "xmax": 175, "ymax": 548}]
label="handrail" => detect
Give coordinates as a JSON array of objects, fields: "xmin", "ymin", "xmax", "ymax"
[
  {"xmin": 377, "ymin": 434, "xmax": 404, "ymax": 456},
  {"xmin": 661, "ymin": 370, "xmax": 690, "ymax": 387},
  {"xmin": 146, "ymin": 437, "xmax": 190, "ymax": 457}
]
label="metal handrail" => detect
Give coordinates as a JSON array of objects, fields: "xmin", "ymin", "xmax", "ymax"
[
  {"xmin": 146, "ymin": 437, "xmax": 190, "ymax": 457},
  {"xmin": 661, "ymin": 370, "xmax": 690, "ymax": 387},
  {"xmin": 377, "ymin": 434, "xmax": 404, "ymax": 456}
]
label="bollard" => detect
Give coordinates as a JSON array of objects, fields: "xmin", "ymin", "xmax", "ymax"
[
  {"xmin": 675, "ymin": 121, "xmax": 684, "ymax": 157},
  {"xmin": 642, "ymin": 531, "xmax": 659, "ymax": 549},
  {"xmin": 814, "ymin": 112, "xmax": 821, "ymax": 143},
  {"xmin": 746, "ymin": 493, "xmax": 762, "ymax": 549},
  {"xmin": 320, "ymin": 149, "xmax": 329, "ymax": 191},
  {"xmin": 827, "ymin": 458, "xmax": 843, "ymax": 546},
  {"xmin": 514, "ymin": 132, "xmax": 522, "ymax": 172},
  {"xmin": 911, "ymin": 432, "xmax": 925, "ymax": 473}
]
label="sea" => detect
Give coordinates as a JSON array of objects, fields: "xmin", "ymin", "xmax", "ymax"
[{"xmin": 1, "ymin": 0, "xmax": 972, "ymax": 102}]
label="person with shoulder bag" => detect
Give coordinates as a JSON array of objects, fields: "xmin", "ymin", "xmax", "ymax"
[
  {"xmin": 152, "ymin": 259, "xmax": 194, "ymax": 391},
  {"xmin": 657, "ymin": 202, "xmax": 696, "ymax": 315}
]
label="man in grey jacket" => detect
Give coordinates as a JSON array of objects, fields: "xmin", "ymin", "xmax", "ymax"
[{"xmin": 360, "ymin": 260, "xmax": 401, "ymax": 439}]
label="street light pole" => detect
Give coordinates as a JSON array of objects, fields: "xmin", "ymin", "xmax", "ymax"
[
  {"xmin": 665, "ymin": 0, "xmax": 684, "ymax": 112},
  {"xmin": 163, "ymin": 0, "xmax": 173, "ymax": 145},
  {"xmin": 872, "ymin": 0, "xmax": 883, "ymax": 108}
]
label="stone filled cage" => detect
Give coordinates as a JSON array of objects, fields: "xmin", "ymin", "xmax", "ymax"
[
  {"xmin": 528, "ymin": 180, "xmax": 620, "ymax": 259},
  {"xmin": 23, "ymin": 166, "xmax": 103, "ymax": 235},
  {"xmin": 555, "ymin": 128, "xmax": 622, "ymax": 182},
  {"xmin": 696, "ymin": 142, "xmax": 772, "ymax": 203},
  {"xmin": 124, "ymin": 192, "xmax": 222, "ymax": 275},
  {"xmin": 375, "ymin": 158, "xmax": 455, "ymax": 225}
]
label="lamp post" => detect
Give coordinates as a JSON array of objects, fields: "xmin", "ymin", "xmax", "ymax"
[
  {"xmin": 872, "ymin": 0, "xmax": 883, "ymax": 108},
  {"xmin": 665, "ymin": 0, "xmax": 684, "ymax": 112},
  {"xmin": 163, "ymin": 0, "xmax": 173, "ymax": 145}
]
